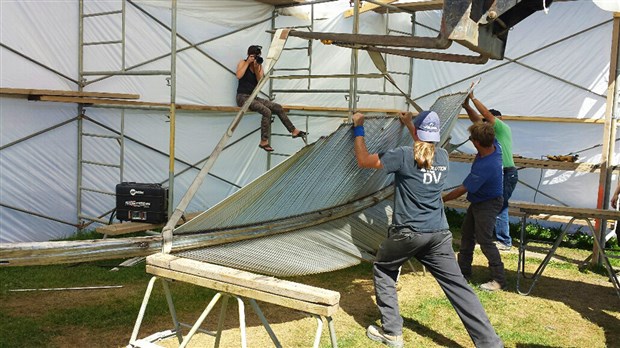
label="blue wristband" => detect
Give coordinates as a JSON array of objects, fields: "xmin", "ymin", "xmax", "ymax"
[{"xmin": 353, "ymin": 125, "xmax": 365, "ymax": 137}]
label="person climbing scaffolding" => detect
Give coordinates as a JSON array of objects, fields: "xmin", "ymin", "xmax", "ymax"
[{"xmin": 235, "ymin": 44, "xmax": 307, "ymax": 152}]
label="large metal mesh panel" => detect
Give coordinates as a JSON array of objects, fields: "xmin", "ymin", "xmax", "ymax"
[{"xmin": 171, "ymin": 92, "xmax": 468, "ymax": 276}]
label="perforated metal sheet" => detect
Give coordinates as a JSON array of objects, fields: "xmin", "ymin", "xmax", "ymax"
[
  {"xmin": 172, "ymin": 92, "xmax": 468, "ymax": 276},
  {"xmin": 177, "ymin": 200, "xmax": 392, "ymax": 277}
]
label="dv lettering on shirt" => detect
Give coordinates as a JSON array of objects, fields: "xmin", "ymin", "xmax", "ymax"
[{"xmin": 421, "ymin": 165, "xmax": 447, "ymax": 184}]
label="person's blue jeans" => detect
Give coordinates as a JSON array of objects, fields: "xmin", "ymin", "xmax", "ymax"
[{"xmin": 495, "ymin": 167, "xmax": 518, "ymax": 247}]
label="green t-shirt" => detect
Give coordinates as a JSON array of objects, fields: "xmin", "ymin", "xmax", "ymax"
[{"xmin": 494, "ymin": 118, "xmax": 515, "ymax": 168}]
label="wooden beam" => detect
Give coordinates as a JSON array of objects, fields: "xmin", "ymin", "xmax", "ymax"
[
  {"xmin": 148, "ymin": 253, "xmax": 339, "ymax": 306},
  {"xmin": 284, "ymin": 105, "xmax": 401, "ymax": 114},
  {"xmin": 147, "ymin": 264, "xmax": 339, "ymax": 317},
  {"xmin": 457, "ymin": 114, "xmax": 607, "ymax": 124},
  {"xmin": 593, "ymin": 14, "xmax": 620, "ymax": 264},
  {"xmin": 0, "ymin": 87, "xmax": 139, "ymax": 99},
  {"xmin": 36, "ymin": 95, "xmax": 167, "ymax": 108},
  {"xmin": 96, "ymin": 212, "xmax": 201, "ymax": 236},
  {"xmin": 343, "ymin": 0, "xmax": 397, "ymax": 18},
  {"xmin": 449, "ymin": 153, "xmax": 620, "ymax": 173},
  {"xmin": 13, "ymin": 90, "xmax": 610, "ymax": 123},
  {"xmin": 26, "ymin": 94, "xmax": 404, "ymax": 114},
  {"xmin": 444, "ymin": 197, "xmax": 617, "ymax": 228}
]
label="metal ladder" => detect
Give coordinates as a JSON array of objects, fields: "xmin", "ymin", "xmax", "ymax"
[
  {"xmin": 263, "ymin": 5, "xmax": 316, "ymax": 170},
  {"xmin": 76, "ymin": 0, "xmax": 174, "ymax": 229},
  {"xmin": 384, "ymin": 9, "xmax": 415, "ymax": 111}
]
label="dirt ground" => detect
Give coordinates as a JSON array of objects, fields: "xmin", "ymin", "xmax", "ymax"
[
  {"xmin": 2, "ymin": 248, "xmax": 618, "ymax": 348},
  {"xmin": 151, "ymin": 251, "xmax": 619, "ymax": 348}
]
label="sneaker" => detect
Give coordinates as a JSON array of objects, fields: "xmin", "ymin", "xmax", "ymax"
[
  {"xmin": 480, "ymin": 280, "xmax": 503, "ymax": 292},
  {"xmin": 495, "ymin": 242, "xmax": 512, "ymax": 251},
  {"xmin": 366, "ymin": 325, "xmax": 403, "ymax": 348}
]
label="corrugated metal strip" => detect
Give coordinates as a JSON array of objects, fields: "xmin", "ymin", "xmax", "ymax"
[{"xmin": 172, "ymin": 92, "xmax": 467, "ymax": 276}]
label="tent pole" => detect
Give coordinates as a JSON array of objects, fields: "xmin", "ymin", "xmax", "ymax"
[
  {"xmin": 348, "ymin": 0, "xmax": 360, "ymax": 120},
  {"xmin": 77, "ymin": 0, "xmax": 85, "ymax": 233},
  {"xmin": 168, "ymin": 0, "xmax": 178, "ymax": 219},
  {"xmin": 594, "ymin": 13, "xmax": 620, "ymax": 265}
]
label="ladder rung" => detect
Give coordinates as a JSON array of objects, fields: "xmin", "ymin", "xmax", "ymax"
[
  {"xmin": 82, "ymin": 133, "xmax": 122, "ymax": 139},
  {"xmin": 81, "ymin": 160, "xmax": 121, "ymax": 168},
  {"xmin": 83, "ymin": 40, "xmax": 123, "ymax": 46},
  {"xmin": 283, "ymin": 47, "xmax": 310, "ymax": 51},
  {"xmin": 80, "ymin": 187, "xmax": 116, "ymax": 196},
  {"xmin": 388, "ymin": 71, "xmax": 409, "ymax": 75},
  {"xmin": 83, "ymin": 10, "xmax": 123, "ymax": 18},
  {"xmin": 82, "ymin": 70, "xmax": 171, "ymax": 76}
]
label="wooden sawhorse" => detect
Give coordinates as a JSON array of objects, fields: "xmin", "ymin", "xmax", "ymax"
[{"xmin": 128, "ymin": 253, "xmax": 340, "ymax": 348}]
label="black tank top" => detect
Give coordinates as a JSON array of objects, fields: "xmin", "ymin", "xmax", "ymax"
[{"xmin": 237, "ymin": 63, "xmax": 258, "ymax": 95}]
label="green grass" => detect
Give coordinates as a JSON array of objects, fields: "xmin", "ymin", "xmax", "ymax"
[
  {"xmin": 0, "ymin": 309, "xmax": 50, "ymax": 348},
  {"xmin": 1, "ymin": 210, "xmax": 618, "ymax": 347},
  {"xmin": 0, "ymin": 259, "xmax": 226, "ymax": 347}
]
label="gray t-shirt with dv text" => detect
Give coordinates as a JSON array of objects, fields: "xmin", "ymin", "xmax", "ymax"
[{"xmin": 380, "ymin": 146, "xmax": 450, "ymax": 232}]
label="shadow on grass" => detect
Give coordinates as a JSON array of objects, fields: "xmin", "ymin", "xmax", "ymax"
[
  {"xmin": 515, "ymin": 344, "xmax": 564, "ymax": 348},
  {"xmin": 402, "ymin": 317, "xmax": 465, "ymax": 348},
  {"xmin": 470, "ymin": 263, "xmax": 620, "ymax": 348}
]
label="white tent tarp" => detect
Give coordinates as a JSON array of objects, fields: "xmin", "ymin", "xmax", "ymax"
[{"xmin": 0, "ymin": 1, "xmax": 618, "ymax": 242}]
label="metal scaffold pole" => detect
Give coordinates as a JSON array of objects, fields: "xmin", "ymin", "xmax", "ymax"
[
  {"xmin": 168, "ymin": 0, "xmax": 178, "ymax": 218},
  {"xmin": 348, "ymin": 0, "xmax": 360, "ymax": 121}
]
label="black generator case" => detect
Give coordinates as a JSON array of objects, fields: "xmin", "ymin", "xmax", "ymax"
[{"xmin": 115, "ymin": 182, "xmax": 168, "ymax": 223}]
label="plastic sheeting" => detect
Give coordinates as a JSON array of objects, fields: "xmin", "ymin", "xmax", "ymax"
[{"xmin": 0, "ymin": 1, "xmax": 618, "ymax": 242}]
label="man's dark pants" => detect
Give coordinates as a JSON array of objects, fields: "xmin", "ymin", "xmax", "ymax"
[{"xmin": 458, "ymin": 196, "xmax": 506, "ymax": 286}]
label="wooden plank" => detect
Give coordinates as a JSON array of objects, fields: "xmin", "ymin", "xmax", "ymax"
[
  {"xmin": 344, "ymin": 0, "xmax": 397, "ymax": 18},
  {"xmin": 284, "ymin": 105, "xmax": 401, "ymax": 114},
  {"xmin": 36, "ymin": 95, "xmax": 168, "ymax": 108},
  {"xmin": 148, "ymin": 253, "xmax": 339, "ymax": 306},
  {"xmin": 177, "ymin": 104, "xmax": 240, "ymax": 112},
  {"xmin": 96, "ymin": 212, "xmax": 201, "ymax": 236},
  {"xmin": 29, "ymin": 94, "xmax": 403, "ymax": 114},
  {"xmin": 0, "ymin": 87, "xmax": 139, "ymax": 99},
  {"xmin": 444, "ymin": 197, "xmax": 618, "ymax": 227},
  {"xmin": 21, "ymin": 92, "xmax": 604, "ymax": 122},
  {"xmin": 514, "ymin": 202, "xmax": 620, "ymax": 221},
  {"xmin": 449, "ymin": 153, "xmax": 620, "ymax": 173},
  {"xmin": 457, "ymin": 114, "xmax": 606, "ymax": 124},
  {"xmin": 147, "ymin": 265, "xmax": 339, "ymax": 317}
]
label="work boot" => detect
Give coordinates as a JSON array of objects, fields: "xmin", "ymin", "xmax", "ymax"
[
  {"xmin": 480, "ymin": 280, "xmax": 503, "ymax": 292},
  {"xmin": 366, "ymin": 325, "xmax": 403, "ymax": 348},
  {"xmin": 495, "ymin": 241, "xmax": 512, "ymax": 252}
]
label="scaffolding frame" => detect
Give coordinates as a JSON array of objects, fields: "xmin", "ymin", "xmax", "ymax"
[{"xmin": 0, "ymin": 2, "xmax": 617, "ymax": 263}]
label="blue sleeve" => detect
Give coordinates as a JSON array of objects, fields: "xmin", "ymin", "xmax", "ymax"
[
  {"xmin": 463, "ymin": 171, "xmax": 484, "ymax": 193},
  {"xmin": 380, "ymin": 147, "xmax": 405, "ymax": 174}
]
